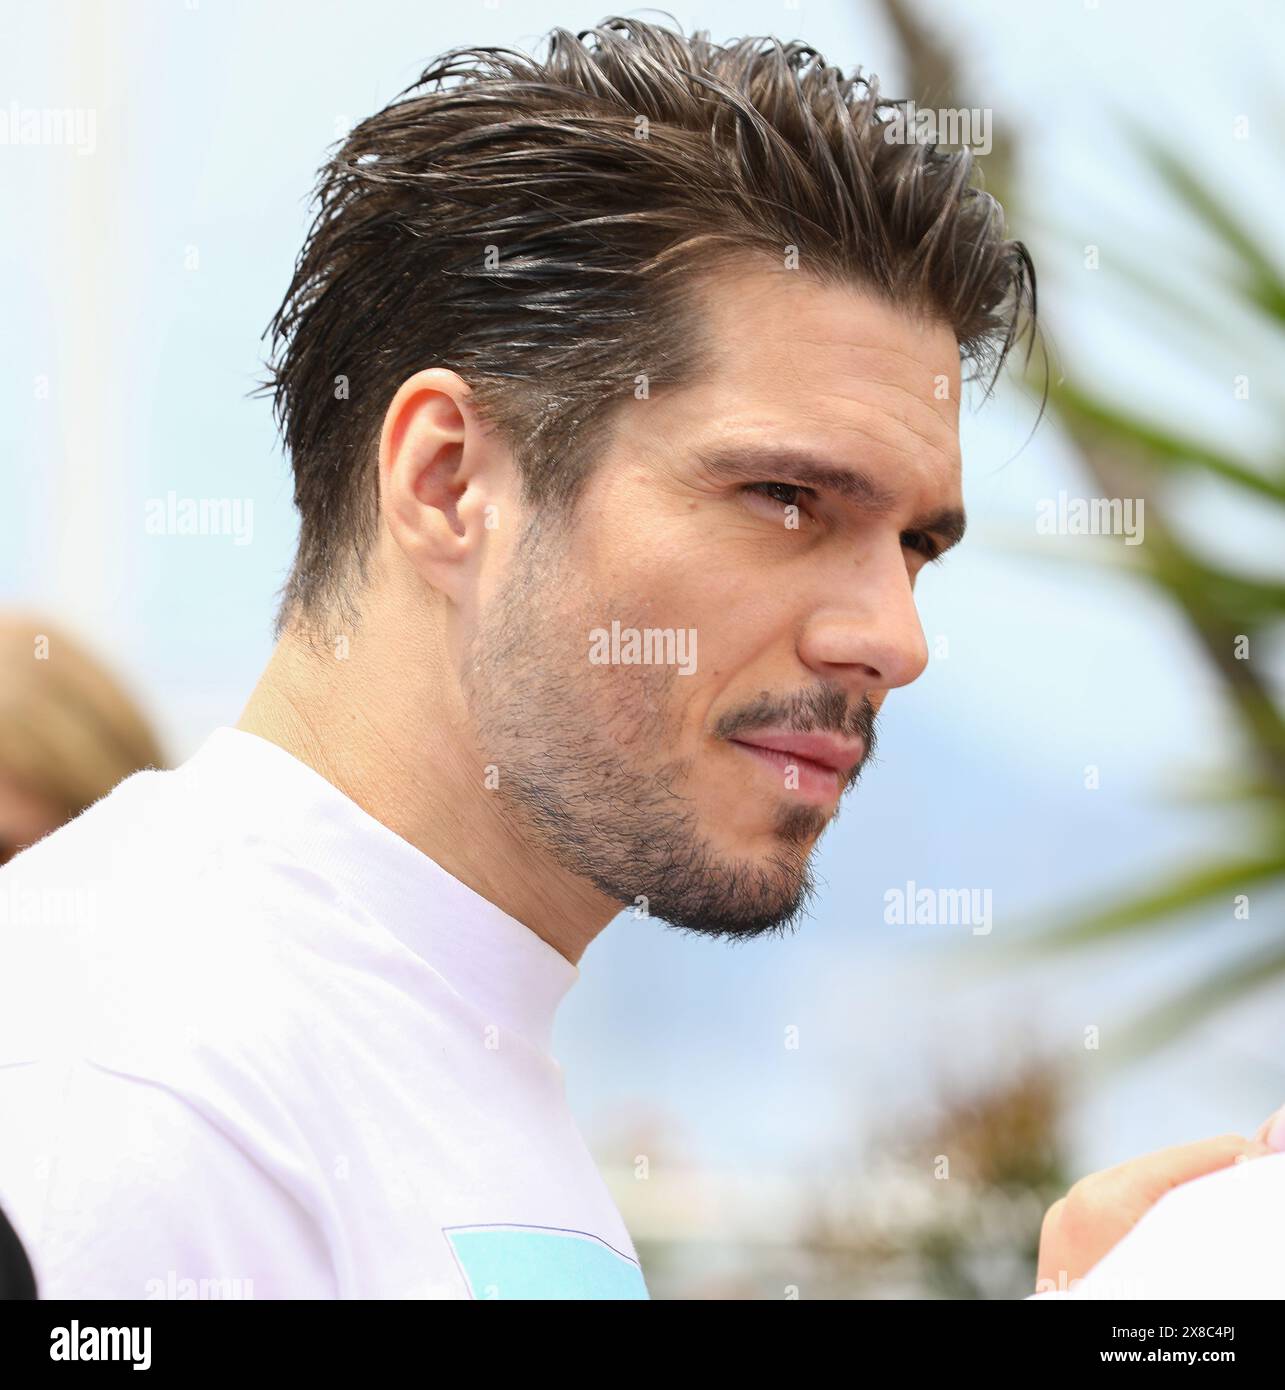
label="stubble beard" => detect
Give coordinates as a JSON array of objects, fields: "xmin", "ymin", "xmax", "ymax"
[{"xmin": 460, "ymin": 514, "xmax": 823, "ymax": 941}]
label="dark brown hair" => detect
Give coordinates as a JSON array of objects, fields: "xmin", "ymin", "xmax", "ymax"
[{"xmin": 262, "ymin": 15, "xmax": 1036, "ymax": 633}]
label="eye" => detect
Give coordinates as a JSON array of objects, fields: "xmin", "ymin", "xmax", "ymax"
[
  {"xmin": 743, "ymin": 481, "xmax": 815, "ymax": 513},
  {"xmin": 901, "ymin": 529, "xmax": 944, "ymax": 563}
]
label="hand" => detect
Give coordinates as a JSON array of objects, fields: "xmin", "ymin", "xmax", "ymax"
[{"xmin": 1036, "ymin": 1123, "xmax": 1282, "ymax": 1292}]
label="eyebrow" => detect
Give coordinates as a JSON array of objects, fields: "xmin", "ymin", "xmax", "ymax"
[{"xmin": 694, "ymin": 442, "xmax": 968, "ymax": 550}]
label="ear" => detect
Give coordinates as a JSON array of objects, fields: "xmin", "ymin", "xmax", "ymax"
[{"xmin": 377, "ymin": 368, "xmax": 505, "ymax": 603}]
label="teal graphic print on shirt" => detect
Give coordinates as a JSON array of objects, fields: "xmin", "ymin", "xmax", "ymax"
[{"xmin": 444, "ymin": 1223, "xmax": 650, "ymax": 1299}]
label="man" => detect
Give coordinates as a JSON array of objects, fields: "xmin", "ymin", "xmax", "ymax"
[{"xmin": 0, "ymin": 17, "xmax": 1278, "ymax": 1300}]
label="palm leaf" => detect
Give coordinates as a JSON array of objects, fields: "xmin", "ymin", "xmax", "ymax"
[
  {"xmin": 1131, "ymin": 122, "xmax": 1285, "ymax": 323},
  {"xmin": 1100, "ymin": 939, "xmax": 1285, "ymax": 1071},
  {"xmin": 1013, "ymin": 854, "xmax": 1285, "ymax": 952},
  {"xmin": 1051, "ymin": 380, "xmax": 1285, "ymax": 503}
]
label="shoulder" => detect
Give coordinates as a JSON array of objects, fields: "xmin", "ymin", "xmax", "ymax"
[
  {"xmin": 0, "ymin": 760, "xmax": 350, "ymax": 1080},
  {"xmin": 0, "ymin": 1055, "xmax": 336, "ymax": 1298}
]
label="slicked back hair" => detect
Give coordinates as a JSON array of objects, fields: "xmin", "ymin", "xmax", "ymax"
[{"xmin": 262, "ymin": 15, "xmax": 1036, "ymax": 634}]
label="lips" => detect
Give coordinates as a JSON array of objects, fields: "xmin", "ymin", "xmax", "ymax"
[{"xmin": 728, "ymin": 730, "xmax": 866, "ymax": 780}]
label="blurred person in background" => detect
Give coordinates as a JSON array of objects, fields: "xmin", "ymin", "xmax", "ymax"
[{"xmin": 0, "ymin": 613, "xmax": 166, "ymax": 866}]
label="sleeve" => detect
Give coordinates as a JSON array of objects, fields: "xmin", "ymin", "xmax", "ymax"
[
  {"xmin": 0, "ymin": 1056, "xmax": 339, "ymax": 1299},
  {"xmin": 1024, "ymin": 1151, "xmax": 1285, "ymax": 1299}
]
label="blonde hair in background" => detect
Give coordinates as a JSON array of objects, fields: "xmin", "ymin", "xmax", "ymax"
[{"xmin": 0, "ymin": 613, "xmax": 167, "ymax": 822}]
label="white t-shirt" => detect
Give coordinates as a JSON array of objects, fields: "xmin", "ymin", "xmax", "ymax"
[
  {"xmin": 1027, "ymin": 1149, "xmax": 1285, "ymax": 1300},
  {"xmin": 0, "ymin": 727, "xmax": 648, "ymax": 1300}
]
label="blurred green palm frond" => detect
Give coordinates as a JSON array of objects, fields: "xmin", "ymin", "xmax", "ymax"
[
  {"xmin": 880, "ymin": 0, "xmax": 1285, "ymax": 1064},
  {"xmin": 1029, "ymin": 142, "xmax": 1285, "ymax": 1060}
]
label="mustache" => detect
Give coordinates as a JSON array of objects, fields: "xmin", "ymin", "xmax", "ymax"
[{"xmin": 713, "ymin": 686, "xmax": 879, "ymax": 773}]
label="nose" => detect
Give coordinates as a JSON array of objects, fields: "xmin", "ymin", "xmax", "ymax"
[{"xmin": 795, "ymin": 543, "xmax": 930, "ymax": 693}]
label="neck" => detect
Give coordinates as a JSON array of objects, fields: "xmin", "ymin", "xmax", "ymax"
[{"xmin": 235, "ymin": 609, "xmax": 618, "ymax": 966}]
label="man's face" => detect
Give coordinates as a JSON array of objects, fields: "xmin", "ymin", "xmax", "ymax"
[{"xmin": 463, "ymin": 262, "xmax": 964, "ymax": 939}]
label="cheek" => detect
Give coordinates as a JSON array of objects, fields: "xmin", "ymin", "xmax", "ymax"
[
  {"xmin": 582, "ymin": 619, "xmax": 697, "ymax": 737},
  {"xmin": 0, "ymin": 780, "xmax": 65, "ymax": 847},
  {"xmin": 540, "ymin": 521, "xmax": 744, "ymax": 737},
  {"xmin": 574, "ymin": 604, "xmax": 708, "ymax": 754}
]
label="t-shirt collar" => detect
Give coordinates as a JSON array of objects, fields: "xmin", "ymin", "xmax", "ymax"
[{"xmin": 184, "ymin": 726, "xmax": 580, "ymax": 1055}]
